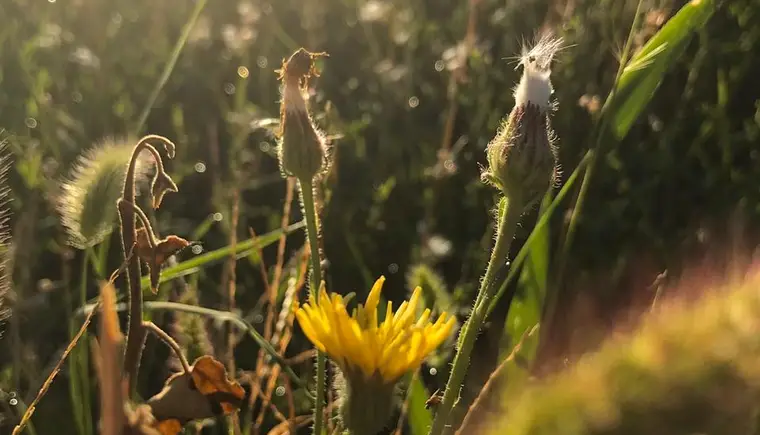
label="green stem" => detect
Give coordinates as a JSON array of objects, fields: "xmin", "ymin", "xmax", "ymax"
[
  {"xmin": 298, "ymin": 177, "xmax": 327, "ymax": 435},
  {"xmin": 63, "ymin": 275, "xmax": 85, "ymax": 435},
  {"xmin": 429, "ymin": 196, "xmax": 523, "ymax": 435},
  {"xmin": 78, "ymin": 256, "xmax": 93, "ymax": 435}
]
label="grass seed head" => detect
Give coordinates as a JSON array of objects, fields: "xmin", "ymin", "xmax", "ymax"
[{"xmin": 58, "ymin": 137, "xmax": 149, "ymax": 249}]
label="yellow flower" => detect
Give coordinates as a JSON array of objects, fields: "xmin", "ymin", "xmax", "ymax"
[{"xmin": 296, "ymin": 276, "xmax": 456, "ymax": 383}]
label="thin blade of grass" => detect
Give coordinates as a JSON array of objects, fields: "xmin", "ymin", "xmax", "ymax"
[
  {"xmin": 406, "ymin": 376, "xmax": 434, "ymax": 435},
  {"xmin": 12, "ymin": 300, "xmax": 101, "ymax": 435},
  {"xmin": 133, "ymin": 0, "xmax": 209, "ymax": 133},
  {"xmin": 82, "ymin": 300, "xmax": 311, "ymax": 395},
  {"xmin": 139, "ymin": 221, "xmax": 304, "ymax": 290},
  {"xmin": 608, "ymin": 0, "xmax": 716, "ymax": 139}
]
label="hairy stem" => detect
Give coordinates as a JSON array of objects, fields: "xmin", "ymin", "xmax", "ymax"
[
  {"xmin": 429, "ymin": 196, "xmax": 523, "ymax": 435},
  {"xmin": 298, "ymin": 177, "xmax": 327, "ymax": 435},
  {"xmin": 120, "ymin": 135, "xmax": 176, "ymax": 395}
]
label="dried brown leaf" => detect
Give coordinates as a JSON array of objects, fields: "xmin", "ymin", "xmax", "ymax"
[
  {"xmin": 135, "ymin": 227, "xmax": 191, "ymax": 293},
  {"xmin": 147, "ymin": 355, "xmax": 244, "ymax": 424}
]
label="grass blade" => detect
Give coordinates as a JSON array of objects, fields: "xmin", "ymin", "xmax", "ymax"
[
  {"xmin": 139, "ymin": 221, "xmax": 304, "ymax": 291},
  {"xmin": 407, "ymin": 376, "xmax": 433, "ymax": 435},
  {"xmin": 133, "ymin": 0, "xmax": 209, "ymax": 133},
  {"xmin": 607, "ymin": 0, "xmax": 716, "ymax": 139}
]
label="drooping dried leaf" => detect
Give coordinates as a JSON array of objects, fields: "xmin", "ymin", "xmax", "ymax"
[
  {"xmin": 190, "ymin": 355, "xmax": 246, "ymax": 414},
  {"xmin": 135, "ymin": 227, "xmax": 191, "ymax": 293},
  {"xmin": 147, "ymin": 355, "xmax": 244, "ymax": 424}
]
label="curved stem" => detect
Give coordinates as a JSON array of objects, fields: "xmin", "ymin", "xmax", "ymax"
[
  {"xmin": 298, "ymin": 177, "xmax": 327, "ymax": 435},
  {"xmin": 121, "ymin": 199, "xmax": 157, "ymax": 249},
  {"xmin": 143, "ymin": 321, "xmax": 191, "ymax": 374},
  {"xmin": 429, "ymin": 196, "xmax": 523, "ymax": 435},
  {"xmin": 120, "ymin": 134, "xmax": 176, "ymax": 396}
]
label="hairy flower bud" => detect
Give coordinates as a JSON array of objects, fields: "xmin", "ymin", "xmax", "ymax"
[
  {"xmin": 276, "ymin": 48, "xmax": 328, "ymax": 181},
  {"xmin": 482, "ymin": 36, "xmax": 563, "ymax": 208},
  {"xmin": 483, "ymin": 104, "xmax": 558, "ymax": 207}
]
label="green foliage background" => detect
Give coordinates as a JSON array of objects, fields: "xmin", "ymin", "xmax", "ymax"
[{"xmin": 0, "ymin": 0, "xmax": 758, "ymax": 433}]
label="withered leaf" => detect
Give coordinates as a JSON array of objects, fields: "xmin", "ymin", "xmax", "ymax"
[
  {"xmin": 95, "ymin": 282, "xmax": 125, "ymax": 435},
  {"xmin": 147, "ymin": 355, "xmax": 245, "ymax": 425},
  {"xmin": 135, "ymin": 228, "xmax": 191, "ymax": 293},
  {"xmin": 190, "ymin": 355, "xmax": 246, "ymax": 414},
  {"xmin": 153, "ymin": 419, "xmax": 182, "ymax": 435}
]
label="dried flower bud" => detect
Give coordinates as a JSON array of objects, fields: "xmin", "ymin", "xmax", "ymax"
[
  {"xmin": 151, "ymin": 170, "xmax": 178, "ymax": 209},
  {"xmin": 482, "ymin": 36, "xmax": 563, "ymax": 208},
  {"xmin": 334, "ymin": 365, "xmax": 397, "ymax": 435},
  {"xmin": 276, "ymin": 48, "xmax": 328, "ymax": 181}
]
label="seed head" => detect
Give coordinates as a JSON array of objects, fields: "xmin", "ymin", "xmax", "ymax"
[
  {"xmin": 58, "ymin": 137, "xmax": 149, "ymax": 249},
  {"xmin": 513, "ymin": 35, "xmax": 564, "ymax": 110},
  {"xmin": 483, "ymin": 35, "xmax": 563, "ymax": 207}
]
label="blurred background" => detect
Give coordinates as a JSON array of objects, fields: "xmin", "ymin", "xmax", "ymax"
[{"xmin": 0, "ymin": 0, "xmax": 758, "ymax": 433}]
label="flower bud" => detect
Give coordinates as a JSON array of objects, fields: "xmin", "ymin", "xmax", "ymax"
[
  {"xmin": 334, "ymin": 365, "xmax": 397, "ymax": 435},
  {"xmin": 483, "ymin": 103, "xmax": 558, "ymax": 207},
  {"xmin": 482, "ymin": 36, "xmax": 562, "ymax": 208},
  {"xmin": 276, "ymin": 48, "xmax": 328, "ymax": 181}
]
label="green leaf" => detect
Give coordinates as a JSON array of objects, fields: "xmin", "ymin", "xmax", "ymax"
[
  {"xmin": 139, "ymin": 221, "xmax": 305, "ymax": 291},
  {"xmin": 608, "ymin": 0, "xmax": 715, "ymax": 139},
  {"xmin": 407, "ymin": 376, "xmax": 433, "ymax": 435}
]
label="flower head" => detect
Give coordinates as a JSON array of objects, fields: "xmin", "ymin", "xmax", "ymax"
[
  {"xmin": 296, "ymin": 276, "xmax": 455, "ymax": 383},
  {"xmin": 297, "ymin": 276, "xmax": 455, "ymax": 434},
  {"xmin": 482, "ymin": 35, "xmax": 563, "ymax": 208}
]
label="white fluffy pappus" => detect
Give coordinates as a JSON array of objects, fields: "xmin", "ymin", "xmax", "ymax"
[{"xmin": 513, "ymin": 35, "xmax": 564, "ymax": 110}]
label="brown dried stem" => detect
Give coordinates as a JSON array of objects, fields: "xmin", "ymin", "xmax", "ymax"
[
  {"xmin": 144, "ymin": 321, "xmax": 191, "ymax": 374},
  {"xmin": 12, "ymin": 260, "xmax": 130, "ymax": 435},
  {"xmin": 119, "ymin": 134, "xmax": 176, "ymax": 395},
  {"xmin": 253, "ymin": 252, "xmax": 307, "ymax": 434},
  {"xmin": 249, "ymin": 179, "xmax": 296, "ymax": 429},
  {"xmin": 12, "ymin": 300, "xmax": 100, "ymax": 435}
]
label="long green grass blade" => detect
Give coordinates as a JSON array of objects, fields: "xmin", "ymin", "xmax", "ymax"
[
  {"xmin": 139, "ymin": 221, "xmax": 304, "ymax": 290},
  {"xmin": 407, "ymin": 376, "xmax": 433, "ymax": 435},
  {"xmin": 133, "ymin": 0, "xmax": 208, "ymax": 133},
  {"xmin": 607, "ymin": 0, "xmax": 715, "ymax": 139}
]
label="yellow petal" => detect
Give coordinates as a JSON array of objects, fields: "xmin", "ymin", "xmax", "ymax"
[
  {"xmin": 295, "ymin": 309, "xmax": 326, "ymax": 352},
  {"xmin": 365, "ymin": 276, "xmax": 385, "ymax": 314}
]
